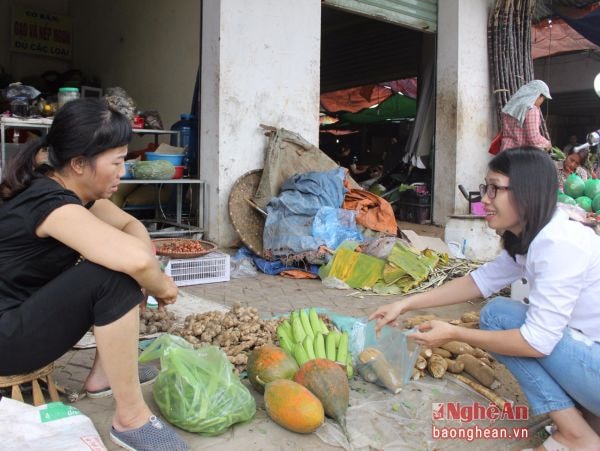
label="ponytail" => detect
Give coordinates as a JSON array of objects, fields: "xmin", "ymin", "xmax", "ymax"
[{"xmin": 0, "ymin": 137, "xmax": 47, "ymax": 199}]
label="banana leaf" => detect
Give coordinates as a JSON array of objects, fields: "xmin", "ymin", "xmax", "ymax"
[
  {"xmin": 373, "ymin": 281, "xmax": 402, "ymax": 295},
  {"xmin": 325, "ymin": 248, "xmax": 385, "ymax": 289},
  {"xmin": 382, "ymin": 262, "xmax": 407, "ymax": 285},
  {"xmin": 387, "ymin": 242, "xmax": 440, "ymax": 282}
]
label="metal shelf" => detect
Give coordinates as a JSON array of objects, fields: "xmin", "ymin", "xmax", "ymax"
[{"xmin": 0, "ymin": 117, "xmax": 207, "ymax": 236}]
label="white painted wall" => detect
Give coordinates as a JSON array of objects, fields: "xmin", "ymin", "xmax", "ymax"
[
  {"xmin": 0, "ymin": 0, "xmax": 70, "ymax": 81},
  {"xmin": 201, "ymin": 0, "xmax": 322, "ymax": 245},
  {"xmin": 1, "ymin": 0, "xmax": 198, "ymax": 131},
  {"xmin": 71, "ymin": 0, "xmax": 199, "ymax": 131},
  {"xmin": 534, "ymin": 51, "xmax": 600, "ymax": 93},
  {"xmin": 434, "ymin": 0, "xmax": 495, "ymax": 223}
]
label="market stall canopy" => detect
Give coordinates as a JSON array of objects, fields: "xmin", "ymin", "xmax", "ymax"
[
  {"xmin": 532, "ymin": 2, "xmax": 600, "ymax": 58},
  {"xmin": 320, "ymin": 79, "xmax": 417, "ymax": 114},
  {"xmin": 322, "ymin": 93, "xmax": 416, "ymax": 129}
]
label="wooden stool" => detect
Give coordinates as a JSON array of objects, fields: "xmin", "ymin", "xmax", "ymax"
[{"xmin": 0, "ymin": 363, "xmax": 60, "ymax": 406}]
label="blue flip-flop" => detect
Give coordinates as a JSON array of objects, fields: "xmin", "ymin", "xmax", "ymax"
[
  {"xmin": 86, "ymin": 365, "xmax": 159, "ymax": 398},
  {"xmin": 110, "ymin": 415, "xmax": 188, "ymax": 451}
]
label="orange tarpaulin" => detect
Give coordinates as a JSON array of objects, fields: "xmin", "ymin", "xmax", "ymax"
[
  {"xmin": 343, "ymin": 189, "xmax": 397, "ymax": 236},
  {"xmin": 320, "ymin": 84, "xmax": 393, "ymax": 113},
  {"xmin": 532, "ymin": 17, "xmax": 599, "ymax": 59}
]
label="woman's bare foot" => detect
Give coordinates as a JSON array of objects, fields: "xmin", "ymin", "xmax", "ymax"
[{"xmin": 84, "ymin": 366, "xmax": 110, "ymax": 393}]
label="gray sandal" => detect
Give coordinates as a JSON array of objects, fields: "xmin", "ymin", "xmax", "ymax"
[
  {"xmin": 110, "ymin": 415, "xmax": 188, "ymax": 451},
  {"xmin": 87, "ymin": 365, "xmax": 159, "ymax": 398}
]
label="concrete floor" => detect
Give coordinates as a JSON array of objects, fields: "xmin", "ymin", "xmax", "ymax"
[{"xmin": 45, "ymin": 268, "xmax": 551, "ymax": 451}]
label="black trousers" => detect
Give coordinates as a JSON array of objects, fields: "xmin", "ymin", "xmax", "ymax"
[{"xmin": 0, "ymin": 261, "xmax": 143, "ymax": 375}]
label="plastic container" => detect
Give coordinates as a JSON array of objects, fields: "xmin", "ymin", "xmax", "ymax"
[
  {"xmin": 164, "ymin": 252, "xmax": 230, "ymax": 286},
  {"xmin": 170, "ymin": 113, "xmax": 198, "ymax": 177},
  {"xmin": 145, "ymin": 152, "xmax": 185, "ymax": 166},
  {"xmin": 172, "ymin": 165, "xmax": 185, "ymax": 179},
  {"xmin": 57, "ymin": 87, "xmax": 80, "ymax": 109},
  {"xmin": 10, "ymin": 97, "xmax": 29, "ymax": 117},
  {"xmin": 170, "ymin": 113, "xmax": 194, "ymax": 148},
  {"xmin": 121, "ymin": 161, "xmax": 134, "ymax": 179}
]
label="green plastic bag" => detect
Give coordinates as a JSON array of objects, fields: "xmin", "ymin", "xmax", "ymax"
[{"xmin": 139, "ymin": 334, "xmax": 256, "ymax": 436}]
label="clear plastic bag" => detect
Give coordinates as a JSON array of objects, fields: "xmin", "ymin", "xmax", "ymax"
[
  {"xmin": 311, "ymin": 206, "xmax": 363, "ymax": 250},
  {"xmin": 139, "ymin": 334, "xmax": 256, "ymax": 435},
  {"xmin": 314, "ymin": 311, "xmax": 420, "ymax": 392},
  {"xmin": 350, "ymin": 319, "xmax": 420, "ymax": 392},
  {"xmin": 230, "ymin": 247, "xmax": 258, "ymax": 278}
]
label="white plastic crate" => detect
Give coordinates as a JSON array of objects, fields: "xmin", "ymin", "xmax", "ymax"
[{"xmin": 164, "ymin": 252, "xmax": 230, "ymax": 286}]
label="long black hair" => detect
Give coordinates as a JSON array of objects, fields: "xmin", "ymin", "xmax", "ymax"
[
  {"xmin": 0, "ymin": 98, "xmax": 131, "ymax": 199},
  {"xmin": 489, "ymin": 147, "xmax": 558, "ymax": 257}
]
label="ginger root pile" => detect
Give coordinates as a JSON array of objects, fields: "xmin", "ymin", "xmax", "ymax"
[
  {"xmin": 179, "ymin": 302, "xmax": 280, "ymax": 374},
  {"xmin": 139, "ymin": 308, "xmax": 179, "ymax": 335}
]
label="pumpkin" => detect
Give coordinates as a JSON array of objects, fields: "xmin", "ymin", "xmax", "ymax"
[
  {"xmin": 247, "ymin": 344, "xmax": 299, "ymax": 394},
  {"xmin": 293, "ymin": 358, "xmax": 349, "ymax": 430},
  {"xmin": 264, "ymin": 379, "xmax": 324, "ymax": 434}
]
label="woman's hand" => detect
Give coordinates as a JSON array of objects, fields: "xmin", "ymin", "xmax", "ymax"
[
  {"xmin": 407, "ymin": 320, "xmax": 458, "ymax": 348},
  {"xmin": 368, "ymin": 301, "xmax": 406, "ymax": 334},
  {"xmin": 152, "ymin": 274, "xmax": 178, "ymax": 310}
]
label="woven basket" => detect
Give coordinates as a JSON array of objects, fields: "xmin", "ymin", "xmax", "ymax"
[
  {"xmin": 228, "ymin": 169, "xmax": 266, "ymax": 257},
  {"xmin": 152, "ymin": 238, "xmax": 217, "ymax": 259}
]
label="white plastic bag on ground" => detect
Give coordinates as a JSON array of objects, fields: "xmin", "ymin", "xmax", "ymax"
[{"xmin": 0, "ymin": 397, "xmax": 106, "ymax": 450}]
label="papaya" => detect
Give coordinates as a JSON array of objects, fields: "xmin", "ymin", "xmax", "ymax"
[
  {"xmin": 264, "ymin": 379, "xmax": 324, "ymax": 434},
  {"xmin": 293, "ymin": 358, "xmax": 349, "ymax": 431},
  {"xmin": 247, "ymin": 344, "xmax": 299, "ymax": 394}
]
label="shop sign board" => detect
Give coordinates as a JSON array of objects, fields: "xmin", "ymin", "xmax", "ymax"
[{"xmin": 10, "ymin": 6, "xmax": 72, "ymax": 60}]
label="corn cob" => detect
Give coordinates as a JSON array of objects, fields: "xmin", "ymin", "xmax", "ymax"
[
  {"xmin": 326, "ymin": 333, "xmax": 337, "ymax": 361},
  {"xmin": 336, "ymin": 331, "xmax": 349, "ymax": 364},
  {"xmin": 293, "ymin": 342, "xmax": 310, "ymax": 366},
  {"xmin": 314, "ymin": 333, "xmax": 326, "ymax": 359},
  {"xmin": 309, "ymin": 308, "xmax": 321, "ymax": 336},
  {"xmin": 303, "ymin": 335, "xmax": 316, "ymax": 360},
  {"xmin": 319, "ymin": 318, "xmax": 329, "ymax": 335},
  {"xmin": 277, "ymin": 327, "xmax": 294, "ymax": 355},
  {"xmin": 299, "ymin": 309, "xmax": 314, "ymax": 338},
  {"xmin": 291, "ymin": 314, "xmax": 306, "ymax": 343}
]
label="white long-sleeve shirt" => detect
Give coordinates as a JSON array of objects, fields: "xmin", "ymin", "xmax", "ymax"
[{"xmin": 471, "ymin": 209, "xmax": 600, "ymax": 355}]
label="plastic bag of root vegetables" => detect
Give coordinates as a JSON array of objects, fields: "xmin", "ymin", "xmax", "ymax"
[
  {"xmin": 139, "ymin": 334, "xmax": 256, "ymax": 435},
  {"xmin": 352, "ymin": 320, "xmax": 421, "ymax": 392}
]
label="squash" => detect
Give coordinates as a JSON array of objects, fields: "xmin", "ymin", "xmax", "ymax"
[
  {"xmin": 293, "ymin": 358, "xmax": 349, "ymax": 430},
  {"xmin": 264, "ymin": 379, "xmax": 324, "ymax": 434},
  {"xmin": 247, "ymin": 344, "xmax": 299, "ymax": 394}
]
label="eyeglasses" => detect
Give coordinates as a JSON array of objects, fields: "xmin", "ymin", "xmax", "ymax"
[{"xmin": 479, "ymin": 183, "xmax": 511, "ymax": 199}]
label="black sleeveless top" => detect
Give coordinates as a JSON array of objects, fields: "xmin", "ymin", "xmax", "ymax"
[{"xmin": 0, "ymin": 177, "xmax": 83, "ymax": 314}]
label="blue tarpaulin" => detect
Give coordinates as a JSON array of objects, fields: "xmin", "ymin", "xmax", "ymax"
[
  {"xmin": 554, "ymin": 6, "xmax": 600, "ymax": 47},
  {"xmin": 263, "ymin": 167, "xmax": 346, "ymax": 257}
]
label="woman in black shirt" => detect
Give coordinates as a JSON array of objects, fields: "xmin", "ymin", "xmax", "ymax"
[{"xmin": 0, "ymin": 99, "xmax": 187, "ymax": 450}]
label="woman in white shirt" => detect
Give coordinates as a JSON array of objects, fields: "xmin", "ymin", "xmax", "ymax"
[{"xmin": 370, "ymin": 148, "xmax": 600, "ymax": 450}]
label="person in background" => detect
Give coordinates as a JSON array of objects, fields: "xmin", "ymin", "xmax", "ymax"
[
  {"xmin": 562, "ymin": 134, "xmax": 579, "ymax": 155},
  {"xmin": 370, "ymin": 148, "xmax": 600, "ymax": 450},
  {"xmin": 500, "ymin": 80, "xmax": 552, "ymax": 152},
  {"xmin": 556, "ymin": 147, "xmax": 591, "ymax": 191},
  {"xmin": 0, "ymin": 99, "xmax": 188, "ymax": 451},
  {"xmin": 336, "ymin": 145, "xmax": 372, "ymax": 182},
  {"xmin": 335, "ymin": 145, "xmax": 356, "ymax": 169}
]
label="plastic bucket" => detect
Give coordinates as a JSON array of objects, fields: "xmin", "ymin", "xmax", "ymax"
[{"xmin": 145, "ymin": 152, "xmax": 184, "ymax": 166}]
